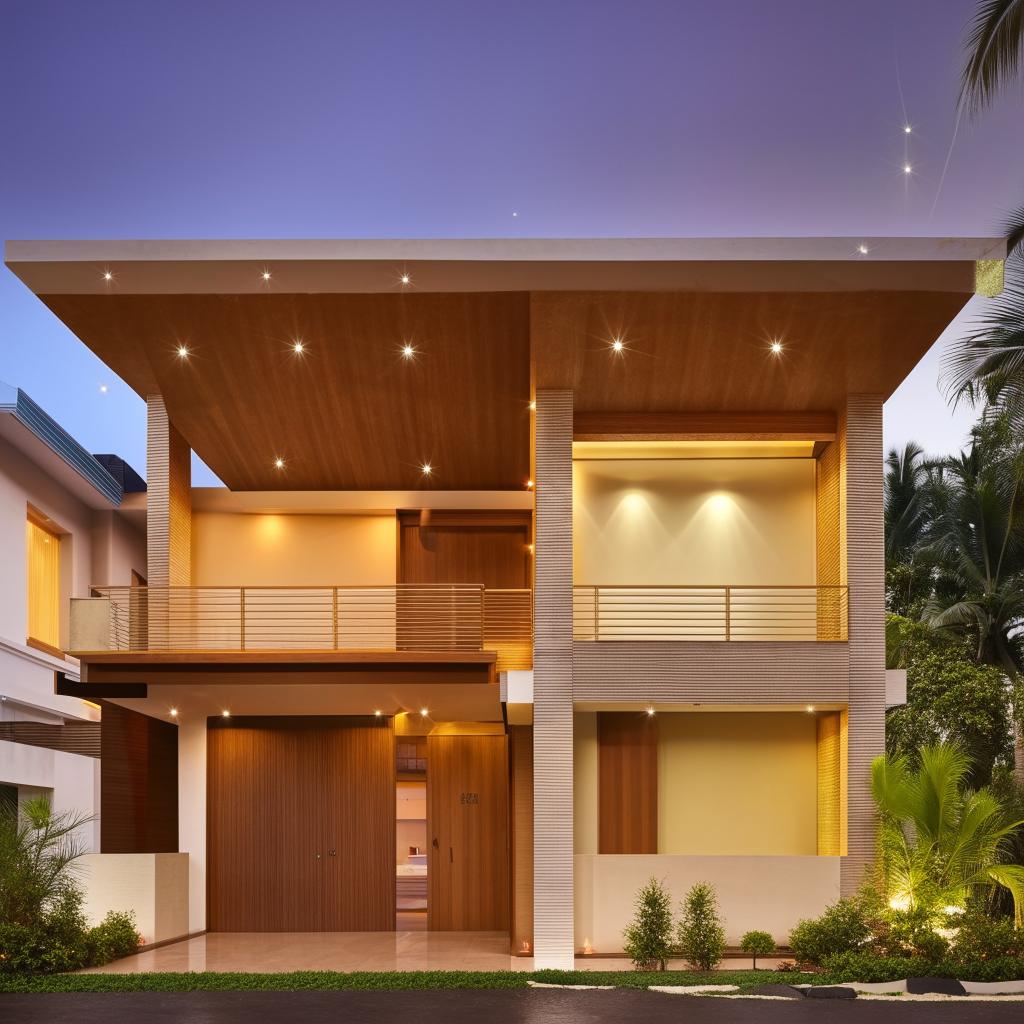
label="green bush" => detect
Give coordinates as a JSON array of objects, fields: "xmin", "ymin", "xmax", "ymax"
[
  {"xmin": 788, "ymin": 897, "xmax": 872, "ymax": 965},
  {"xmin": 739, "ymin": 930, "xmax": 775, "ymax": 969},
  {"xmin": 822, "ymin": 951, "xmax": 1024, "ymax": 984},
  {"xmin": 950, "ymin": 910, "xmax": 1024, "ymax": 962},
  {"xmin": 622, "ymin": 877, "xmax": 674, "ymax": 970},
  {"xmin": 676, "ymin": 882, "xmax": 725, "ymax": 971},
  {"xmin": 87, "ymin": 911, "xmax": 141, "ymax": 964},
  {"xmin": 871, "ymin": 907, "xmax": 950, "ymax": 960}
]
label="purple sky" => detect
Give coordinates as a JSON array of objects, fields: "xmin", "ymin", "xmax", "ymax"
[{"xmin": 2, "ymin": 0, "xmax": 1023, "ymax": 484}]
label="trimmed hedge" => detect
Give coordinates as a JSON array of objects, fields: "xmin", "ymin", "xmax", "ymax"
[{"xmin": 822, "ymin": 953, "xmax": 1024, "ymax": 984}]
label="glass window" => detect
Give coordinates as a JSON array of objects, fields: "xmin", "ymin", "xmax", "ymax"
[{"xmin": 27, "ymin": 517, "xmax": 60, "ymax": 648}]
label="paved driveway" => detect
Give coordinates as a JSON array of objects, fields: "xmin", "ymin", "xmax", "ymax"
[{"xmin": 2, "ymin": 988, "xmax": 1021, "ymax": 1023}]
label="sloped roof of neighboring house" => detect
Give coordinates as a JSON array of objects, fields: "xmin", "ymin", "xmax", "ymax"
[{"xmin": 0, "ymin": 383, "xmax": 144, "ymax": 508}]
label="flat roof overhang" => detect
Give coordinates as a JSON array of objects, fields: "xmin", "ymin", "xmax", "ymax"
[{"xmin": 5, "ymin": 237, "xmax": 1005, "ymax": 491}]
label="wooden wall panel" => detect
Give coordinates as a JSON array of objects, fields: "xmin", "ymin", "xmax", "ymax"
[
  {"xmin": 146, "ymin": 395, "xmax": 191, "ymax": 588},
  {"xmin": 398, "ymin": 512, "xmax": 531, "ymax": 587},
  {"xmin": 100, "ymin": 702, "xmax": 178, "ymax": 854},
  {"xmin": 509, "ymin": 725, "xmax": 534, "ymax": 953},
  {"xmin": 427, "ymin": 733, "xmax": 509, "ymax": 931},
  {"xmin": 816, "ymin": 711, "xmax": 842, "ymax": 856},
  {"xmin": 207, "ymin": 716, "xmax": 394, "ymax": 931},
  {"xmin": 597, "ymin": 712, "xmax": 658, "ymax": 854}
]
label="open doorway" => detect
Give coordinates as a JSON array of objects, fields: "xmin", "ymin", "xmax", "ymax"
[{"xmin": 396, "ymin": 736, "xmax": 427, "ymax": 930}]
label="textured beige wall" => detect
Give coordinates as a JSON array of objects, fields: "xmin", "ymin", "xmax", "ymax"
[
  {"xmin": 575, "ymin": 853, "xmax": 840, "ymax": 950},
  {"xmin": 573, "ymin": 458, "xmax": 816, "ymax": 585},
  {"xmin": 190, "ymin": 512, "xmax": 396, "ymax": 586},
  {"xmin": 573, "ymin": 712, "xmax": 598, "ymax": 855},
  {"xmin": 657, "ymin": 712, "xmax": 818, "ymax": 855}
]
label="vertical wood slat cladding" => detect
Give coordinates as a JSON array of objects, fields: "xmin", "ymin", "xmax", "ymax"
[
  {"xmin": 207, "ymin": 716, "xmax": 394, "ymax": 931},
  {"xmin": 146, "ymin": 396, "xmax": 191, "ymax": 623},
  {"xmin": 816, "ymin": 711, "xmax": 842, "ymax": 856},
  {"xmin": 815, "ymin": 436, "xmax": 842, "ymax": 639},
  {"xmin": 841, "ymin": 397, "xmax": 886, "ymax": 894},
  {"xmin": 427, "ymin": 733, "xmax": 509, "ymax": 931},
  {"xmin": 532, "ymin": 389, "xmax": 575, "ymax": 967},
  {"xmin": 100, "ymin": 702, "xmax": 178, "ymax": 854},
  {"xmin": 398, "ymin": 512, "xmax": 532, "ymax": 587},
  {"xmin": 598, "ymin": 712, "xmax": 658, "ymax": 854},
  {"xmin": 509, "ymin": 725, "xmax": 534, "ymax": 953}
]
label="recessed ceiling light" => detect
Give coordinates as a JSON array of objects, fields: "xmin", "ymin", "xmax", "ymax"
[
  {"xmin": 177, "ymin": 345, "xmax": 190, "ymax": 359},
  {"xmin": 222, "ymin": 709, "xmax": 231, "ymax": 718},
  {"xmin": 274, "ymin": 457, "xmax": 285, "ymax": 470},
  {"xmin": 646, "ymin": 707, "xmax": 656, "ymax": 717},
  {"xmin": 903, "ymin": 164, "xmax": 912, "ymax": 175},
  {"xmin": 400, "ymin": 273, "xmax": 411, "ymax": 285},
  {"xmin": 261, "ymin": 270, "xmax": 271, "ymax": 281},
  {"xmin": 170, "ymin": 708, "xmax": 178, "ymax": 717},
  {"xmin": 292, "ymin": 340, "xmax": 304, "ymax": 354},
  {"xmin": 903, "ymin": 125, "xmax": 912, "ymax": 134},
  {"xmin": 526, "ymin": 479, "xmax": 534, "ymax": 489},
  {"xmin": 857, "ymin": 244, "xmax": 869, "ymax": 255},
  {"xmin": 806, "ymin": 705, "xmax": 815, "ymax": 713},
  {"xmin": 374, "ymin": 709, "xmax": 382, "ymax": 717},
  {"xmin": 103, "ymin": 271, "xmax": 113, "ymax": 282},
  {"xmin": 611, "ymin": 338, "xmax": 625, "ymax": 353},
  {"xmin": 770, "ymin": 340, "xmax": 783, "ymax": 356},
  {"xmin": 420, "ymin": 707, "xmax": 429, "ymax": 717},
  {"xmin": 401, "ymin": 343, "xmax": 416, "ymax": 359},
  {"xmin": 421, "ymin": 462, "xmax": 433, "ymax": 476}
]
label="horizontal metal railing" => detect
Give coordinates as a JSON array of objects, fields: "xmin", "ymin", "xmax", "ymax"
[
  {"xmin": 572, "ymin": 585, "xmax": 848, "ymax": 642},
  {"xmin": 88, "ymin": 584, "xmax": 534, "ymax": 671}
]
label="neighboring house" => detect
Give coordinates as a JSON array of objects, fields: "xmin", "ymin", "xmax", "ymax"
[
  {"xmin": 3, "ymin": 237, "xmax": 1005, "ymax": 967},
  {"xmin": 0, "ymin": 384, "xmax": 146, "ymax": 853}
]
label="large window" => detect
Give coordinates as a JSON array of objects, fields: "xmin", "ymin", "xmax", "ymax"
[{"xmin": 27, "ymin": 515, "xmax": 61, "ymax": 649}]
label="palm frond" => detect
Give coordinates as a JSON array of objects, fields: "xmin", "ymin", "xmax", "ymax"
[{"xmin": 960, "ymin": 0, "xmax": 1024, "ymax": 114}]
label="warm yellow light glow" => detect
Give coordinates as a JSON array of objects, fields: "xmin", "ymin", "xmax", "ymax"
[
  {"xmin": 274, "ymin": 458, "xmax": 285, "ymax": 470},
  {"xmin": 221, "ymin": 709, "xmax": 231, "ymax": 718},
  {"xmin": 611, "ymin": 337, "xmax": 625, "ymax": 353},
  {"xmin": 400, "ymin": 273, "xmax": 411, "ymax": 285},
  {"xmin": 177, "ymin": 345, "xmax": 189, "ymax": 359},
  {"xmin": 857, "ymin": 244, "xmax": 869, "ymax": 255},
  {"xmin": 770, "ymin": 340, "xmax": 783, "ymax": 355},
  {"xmin": 888, "ymin": 894, "xmax": 911, "ymax": 912},
  {"xmin": 646, "ymin": 707, "xmax": 656, "ymax": 717},
  {"xmin": 806, "ymin": 704, "xmax": 815, "ymax": 713},
  {"xmin": 528, "ymin": 400, "xmax": 536, "ymax": 411},
  {"xmin": 943, "ymin": 904, "xmax": 964, "ymax": 916},
  {"xmin": 706, "ymin": 492, "xmax": 733, "ymax": 515},
  {"xmin": 421, "ymin": 463, "xmax": 432, "ymax": 475},
  {"xmin": 262, "ymin": 270, "xmax": 271, "ymax": 281},
  {"xmin": 170, "ymin": 708, "xmax": 178, "ymax": 717},
  {"xmin": 420, "ymin": 707, "xmax": 429, "ymax": 717},
  {"xmin": 526, "ymin": 479, "xmax": 534, "ymax": 489},
  {"xmin": 103, "ymin": 271, "xmax": 113, "ymax": 282},
  {"xmin": 527, "ymin": 543, "xmax": 534, "ymax": 554},
  {"xmin": 402, "ymin": 343, "xmax": 416, "ymax": 359},
  {"xmin": 292, "ymin": 340, "xmax": 304, "ymax": 354},
  {"xmin": 374, "ymin": 709, "xmax": 382, "ymax": 717}
]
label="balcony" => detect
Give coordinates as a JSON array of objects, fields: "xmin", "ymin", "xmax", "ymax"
[
  {"xmin": 76, "ymin": 585, "xmax": 533, "ymax": 672},
  {"xmin": 572, "ymin": 585, "xmax": 848, "ymax": 642}
]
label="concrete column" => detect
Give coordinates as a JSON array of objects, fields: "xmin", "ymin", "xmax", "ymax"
[
  {"xmin": 840, "ymin": 395, "xmax": 886, "ymax": 894},
  {"xmin": 532, "ymin": 389, "xmax": 575, "ymax": 968},
  {"xmin": 177, "ymin": 715, "xmax": 206, "ymax": 933},
  {"xmin": 146, "ymin": 395, "xmax": 191, "ymax": 587}
]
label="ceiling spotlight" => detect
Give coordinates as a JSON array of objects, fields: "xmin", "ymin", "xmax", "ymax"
[
  {"xmin": 420, "ymin": 707, "xmax": 429, "ymax": 717},
  {"xmin": 261, "ymin": 270, "xmax": 271, "ymax": 281},
  {"xmin": 221, "ymin": 709, "xmax": 231, "ymax": 718},
  {"xmin": 806, "ymin": 705, "xmax": 816, "ymax": 713},
  {"xmin": 857, "ymin": 244, "xmax": 869, "ymax": 255},
  {"xmin": 903, "ymin": 125, "xmax": 912, "ymax": 134},
  {"xmin": 401, "ymin": 343, "xmax": 416, "ymax": 359},
  {"xmin": 274, "ymin": 457, "xmax": 285, "ymax": 470},
  {"xmin": 177, "ymin": 345, "xmax": 190, "ymax": 359},
  {"xmin": 170, "ymin": 708, "xmax": 178, "ymax": 717},
  {"xmin": 400, "ymin": 273, "xmax": 411, "ymax": 285},
  {"xmin": 770, "ymin": 340, "xmax": 783, "ymax": 356},
  {"xmin": 421, "ymin": 462, "xmax": 432, "ymax": 476},
  {"xmin": 292, "ymin": 340, "xmax": 304, "ymax": 354},
  {"xmin": 103, "ymin": 271, "xmax": 113, "ymax": 282},
  {"xmin": 526, "ymin": 479, "xmax": 534, "ymax": 489},
  {"xmin": 903, "ymin": 164, "xmax": 912, "ymax": 175},
  {"xmin": 374, "ymin": 709, "xmax": 382, "ymax": 717},
  {"xmin": 611, "ymin": 337, "xmax": 625, "ymax": 353},
  {"xmin": 646, "ymin": 707, "xmax": 656, "ymax": 717}
]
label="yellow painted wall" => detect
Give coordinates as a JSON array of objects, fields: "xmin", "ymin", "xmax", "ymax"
[
  {"xmin": 574, "ymin": 712, "xmax": 599, "ymax": 855},
  {"xmin": 190, "ymin": 512, "xmax": 396, "ymax": 586},
  {"xmin": 658, "ymin": 712, "xmax": 818, "ymax": 855},
  {"xmin": 572, "ymin": 459, "xmax": 816, "ymax": 585}
]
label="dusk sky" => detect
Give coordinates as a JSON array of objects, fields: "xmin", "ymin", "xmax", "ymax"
[{"xmin": 2, "ymin": 0, "xmax": 1023, "ymax": 484}]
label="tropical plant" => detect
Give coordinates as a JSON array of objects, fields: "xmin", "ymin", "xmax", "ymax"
[
  {"xmin": 676, "ymin": 882, "xmax": 725, "ymax": 971},
  {"xmin": 622, "ymin": 877, "xmax": 674, "ymax": 971},
  {"xmin": 960, "ymin": 0, "xmax": 1024, "ymax": 117},
  {"xmin": 739, "ymin": 929, "xmax": 774, "ymax": 970},
  {"xmin": 871, "ymin": 742, "xmax": 1024, "ymax": 925}
]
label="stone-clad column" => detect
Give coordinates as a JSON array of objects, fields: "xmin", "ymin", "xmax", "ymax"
[
  {"xmin": 841, "ymin": 394, "xmax": 886, "ymax": 894},
  {"xmin": 532, "ymin": 389, "xmax": 575, "ymax": 968}
]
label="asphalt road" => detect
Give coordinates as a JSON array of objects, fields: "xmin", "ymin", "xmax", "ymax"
[{"xmin": 2, "ymin": 989, "xmax": 1022, "ymax": 1023}]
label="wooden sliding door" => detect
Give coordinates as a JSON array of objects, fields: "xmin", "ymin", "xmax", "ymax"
[
  {"xmin": 427, "ymin": 733, "xmax": 509, "ymax": 931},
  {"xmin": 208, "ymin": 716, "xmax": 394, "ymax": 931}
]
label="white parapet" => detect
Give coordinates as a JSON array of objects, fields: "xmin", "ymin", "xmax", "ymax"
[
  {"xmin": 69, "ymin": 597, "xmax": 111, "ymax": 652},
  {"xmin": 78, "ymin": 852, "xmax": 189, "ymax": 946},
  {"xmin": 574, "ymin": 853, "xmax": 841, "ymax": 952}
]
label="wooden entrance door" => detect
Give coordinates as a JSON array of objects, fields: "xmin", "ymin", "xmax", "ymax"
[
  {"xmin": 208, "ymin": 716, "xmax": 394, "ymax": 931},
  {"xmin": 427, "ymin": 734, "xmax": 509, "ymax": 931}
]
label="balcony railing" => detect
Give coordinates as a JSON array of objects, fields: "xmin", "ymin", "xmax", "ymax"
[
  {"xmin": 85, "ymin": 585, "xmax": 533, "ymax": 671},
  {"xmin": 572, "ymin": 585, "xmax": 848, "ymax": 642}
]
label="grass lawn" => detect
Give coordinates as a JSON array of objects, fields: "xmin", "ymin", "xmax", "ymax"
[{"xmin": 0, "ymin": 969, "xmax": 815, "ymax": 993}]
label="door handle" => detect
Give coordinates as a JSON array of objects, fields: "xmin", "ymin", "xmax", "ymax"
[{"xmin": 449, "ymin": 846, "xmax": 453, "ymax": 863}]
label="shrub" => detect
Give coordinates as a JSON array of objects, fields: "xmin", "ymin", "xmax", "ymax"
[
  {"xmin": 87, "ymin": 911, "xmax": 141, "ymax": 964},
  {"xmin": 677, "ymin": 882, "xmax": 726, "ymax": 971},
  {"xmin": 871, "ymin": 906, "xmax": 949, "ymax": 960},
  {"xmin": 788, "ymin": 897, "xmax": 872, "ymax": 965},
  {"xmin": 622, "ymin": 877, "xmax": 674, "ymax": 970},
  {"xmin": 822, "ymin": 951, "xmax": 1024, "ymax": 984},
  {"xmin": 950, "ymin": 910, "xmax": 1024, "ymax": 962},
  {"xmin": 739, "ymin": 930, "xmax": 775, "ymax": 969}
]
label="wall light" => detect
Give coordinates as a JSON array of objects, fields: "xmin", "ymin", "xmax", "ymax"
[
  {"xmin": 646, "ymin": 707, "xmax": 656, "ymax": 717},
  {"xmin": 806, "ymin": 704, "xmax": 816, "ymax": 713},
  {"xmin": 528, "ymin": 400, "xmax": 536, "ymax": 411},
  {"xmin": 374, "ymin": 709, "xmax": 382, "ymax": 717},
  {"xmin": 526, "ymin": 479, "xmax": 534, "ymax": 489}
]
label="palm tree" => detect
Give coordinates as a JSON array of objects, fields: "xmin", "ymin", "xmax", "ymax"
[
  {"xmin": 960, "ymin": 0, "xmax": 1024, "ymax": 115},
  {"xmin": 871, "ymin": 743, "xmax": 1024, "ymax": 924},
  {"xmin": 885, "ymin": 442, "xmax": 931, "ymax": 563}
]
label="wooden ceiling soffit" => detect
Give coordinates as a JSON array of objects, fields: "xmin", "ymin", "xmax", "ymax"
[{"xmin": 573, "ymin": 411, "xmax": 837, "ymax": 442}]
